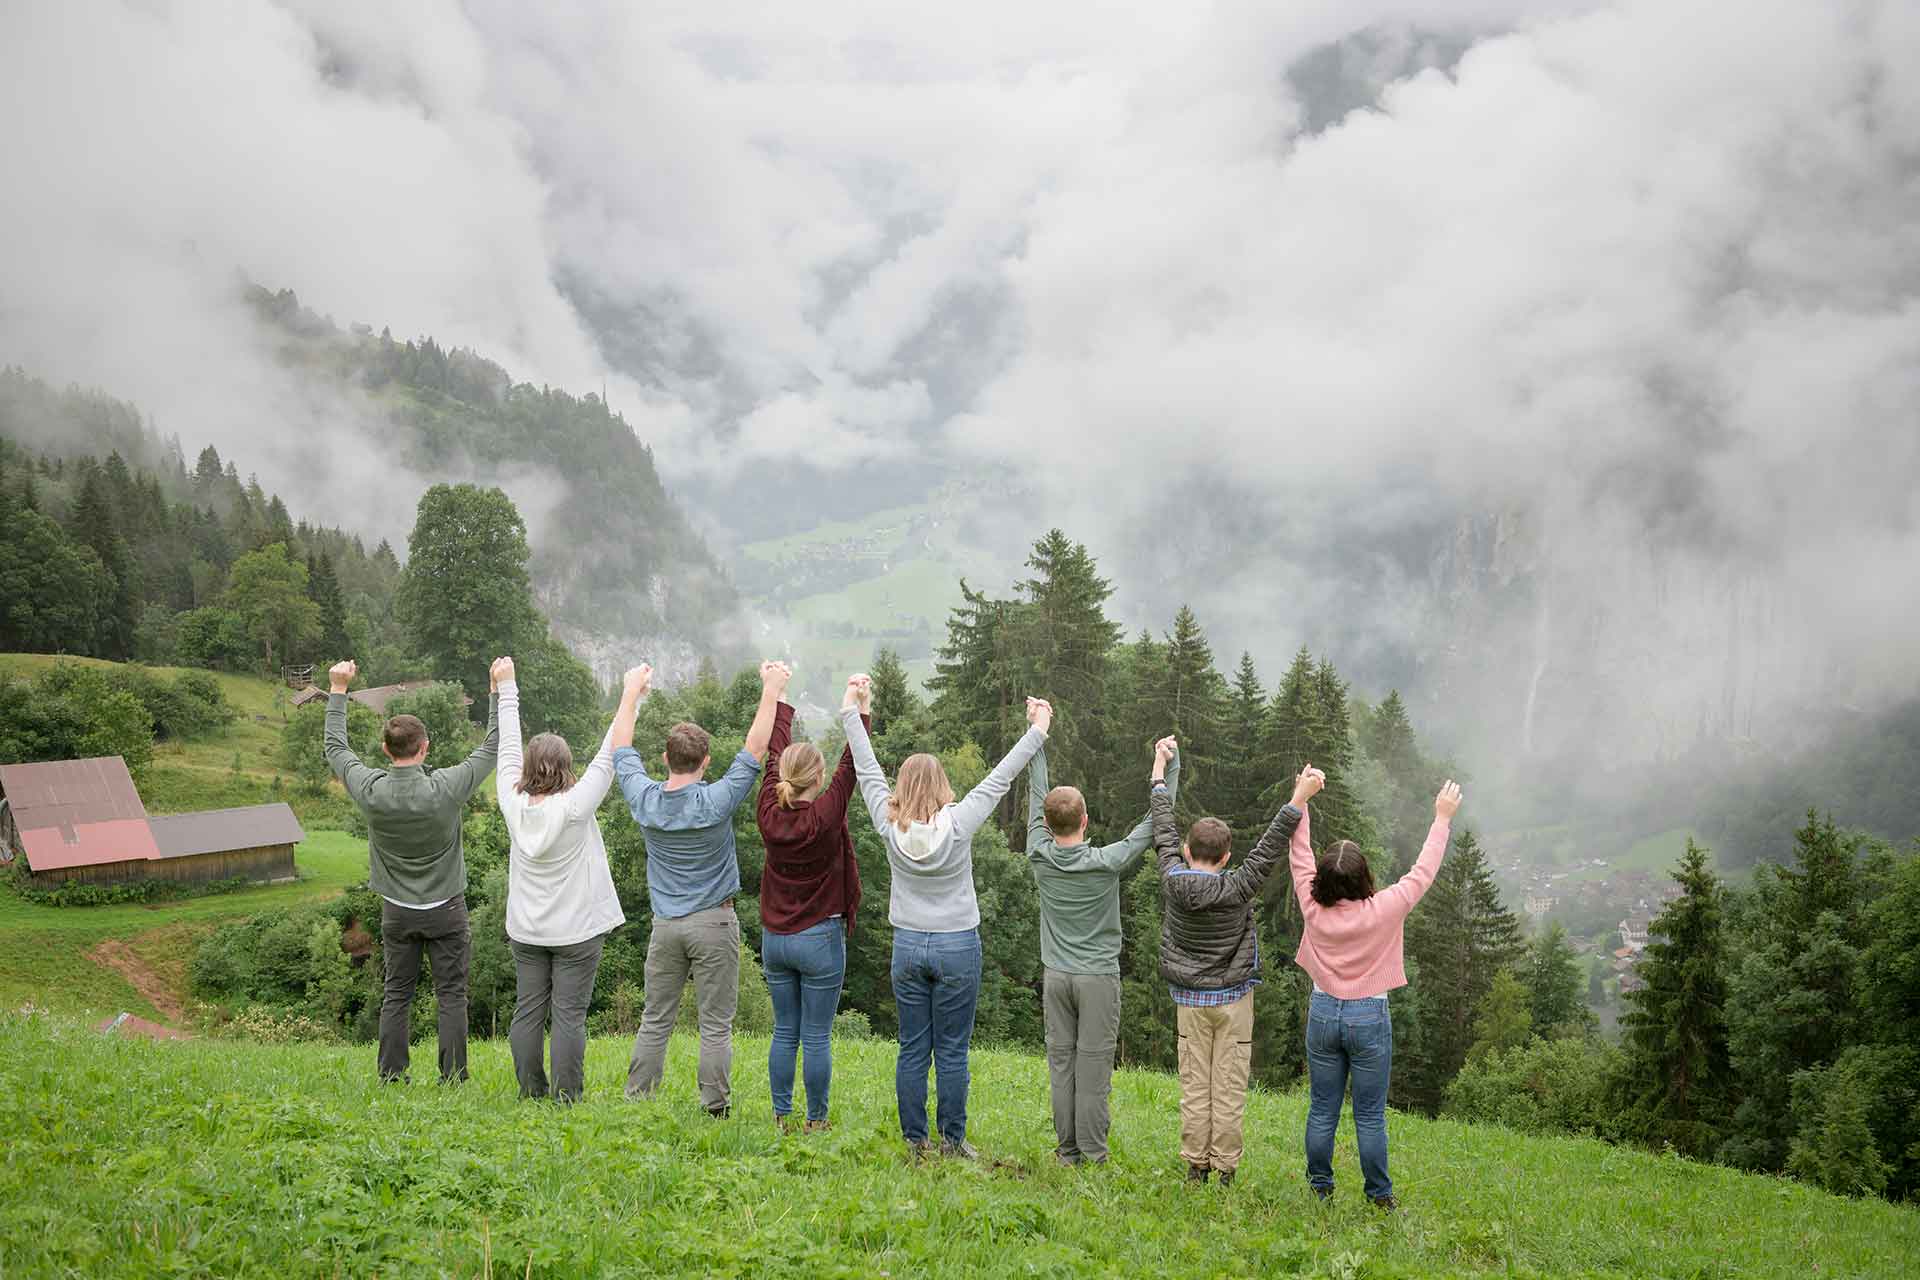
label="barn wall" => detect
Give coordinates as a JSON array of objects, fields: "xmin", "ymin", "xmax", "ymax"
[{"xmin": 32, "ymin": 844, "xmax": 297, "ymax": 887}]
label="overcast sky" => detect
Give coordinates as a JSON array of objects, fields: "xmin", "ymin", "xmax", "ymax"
[{"xmin": 3, "ymin": 0, "xmax": 1917, "ymax": 762}]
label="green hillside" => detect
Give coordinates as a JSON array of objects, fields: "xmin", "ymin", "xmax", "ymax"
[{"xmin": 1, "ymin": 1016, "xmax": 1912, "ymax": 1278}]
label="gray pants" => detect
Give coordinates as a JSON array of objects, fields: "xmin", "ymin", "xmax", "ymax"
[
  {"xmin": 510, "ymin": 934, "xmax": 606, "ymax": 1102},
  {"xmin": 378, "ymin": 898, "xmax": 470, "ymax": 1084},
  {"xmin": 1044, "ymin": 967, "xmax": 1122, "ymax": 1162},
  {"xmin": 627, "ymin": 904, "xmax": 740, "ymax": 1112}
]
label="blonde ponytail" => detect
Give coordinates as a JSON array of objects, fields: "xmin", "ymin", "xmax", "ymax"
[{"xmin": 775, "ymin": 742, "xmax": 826, "ymax": 808}]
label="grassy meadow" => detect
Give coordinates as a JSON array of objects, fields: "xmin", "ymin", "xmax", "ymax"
[{"xmin": 3, "ymin": 1015, "xmax": 1915, "ymax": 1278}]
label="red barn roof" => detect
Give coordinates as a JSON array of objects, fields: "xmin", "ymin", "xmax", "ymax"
[{"xmin": 0, "ymin": 757, "xmax": 162, "ymax": 871}]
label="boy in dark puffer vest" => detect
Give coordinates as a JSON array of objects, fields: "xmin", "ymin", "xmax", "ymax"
[{"xmin": 1148, "ymin": 746, "xmax": 1322, "ymax": 1184}]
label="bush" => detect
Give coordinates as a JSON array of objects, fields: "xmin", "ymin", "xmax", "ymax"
[
  {"xmin": 191, "ymin": 906, "xmax": 367, "ymax": 1034},
  {"xmin": 382, "ymin": 682, "xmax": 480, "ymax": 770},
  {"xmin": 1443, "ymin": 1035, "xmax": 1622, "ymax": 1138},
  {"xmin": 832, "ymin": 1009, "xmax": 874, "ymax": 1041},
  {"xmin": 6, "ymin": 867, "xmax": 249, "ymax": 908},
  {"xmin": 220, "ymin": 1006, "xmax": 338, "ymax": 1044},
  {"xmin": 101, "ymin": 666, "xmax": 234, "ymax": 741},
  {"xmin": 174, "ymin": 607, "xmax": 254, "ymax": 671},
  {"xmin": 279, "ymin": 699, "xmax": 377, "ymax": 795}
]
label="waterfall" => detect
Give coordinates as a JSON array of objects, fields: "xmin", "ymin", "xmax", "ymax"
[{"xmin": 1522, "ymin": 587, "xmax": 1551, "ymax": 755}]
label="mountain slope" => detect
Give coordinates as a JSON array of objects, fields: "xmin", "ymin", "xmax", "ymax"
[{"xmin": 2, "ymin": 1016, "xmax": 1912, "ymax": 1278}]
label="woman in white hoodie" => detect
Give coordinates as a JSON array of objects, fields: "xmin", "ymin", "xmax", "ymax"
[
  {"xmin": 839, "ymin": 676, "xmax": 1050, "ymax": 1157},
  {"xmin": 493, "ymin": 657, "xmax": 643, "ymax": 1101}
]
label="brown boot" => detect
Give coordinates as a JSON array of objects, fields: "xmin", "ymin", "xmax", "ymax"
[
  {"xmin": 803, "ymin": 1118, "xmax": 833, "ymax": 1134},
  {"xmin": 1186, "ymin": 1164, "xmax": 1211, "ymax": 1185}
]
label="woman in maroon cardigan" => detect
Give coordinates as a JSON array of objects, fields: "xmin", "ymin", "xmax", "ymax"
[{"xmin": 756, "ymin": 680, "xmax": 865, "ymax": 1132}]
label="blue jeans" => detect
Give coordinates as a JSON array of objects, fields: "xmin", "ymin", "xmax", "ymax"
[
  {"xmin": 1305, "ymin": 989, "xmax": 1394, "ymax": 1200},
  {"xmin": 763, "ymin": 918, "xmax": 847, "ymax": 1123},
  {"xmin": 891, "ymin": 927, "xmax": 982, "ymax": 1145}
]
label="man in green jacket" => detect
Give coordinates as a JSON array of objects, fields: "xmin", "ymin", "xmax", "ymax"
[
  {"xmin": 1026, "ymin": 707, "xmax": 1179, "ymax": 1164},
  {"xmin": 324, "ymin": 658, "xmax": 498, "ymax": 1083}
]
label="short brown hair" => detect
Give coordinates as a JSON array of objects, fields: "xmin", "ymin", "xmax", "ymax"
[
  {"xmin": 516, "ymin": 732, "xmax": 576, "ymax": 797},
  {"xmin": 1186, "ymin": 817, "xmax": 1232, "ymax": 866},
  {"xmin": 1311, "ymin": 840, "xmax": 1376, "ymax": 906},
  {"xmin": 382, "ymin": 714, "xmax": 427, "ymax": 761},
  {"xmin": 665, "ymin": 721, "xmax": 711, "ymax": 774},
  {"xmin": 1043, "ymin": 785, "xmax": 1086, "ymax": 836}
]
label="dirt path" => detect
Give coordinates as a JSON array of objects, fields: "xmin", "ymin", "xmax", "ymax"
[{"xmin": 88, "ymin": 938, "xmax": 186, "ymax": 1025}]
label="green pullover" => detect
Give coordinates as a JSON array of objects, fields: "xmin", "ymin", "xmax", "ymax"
[
  {"xmin": 1026, "ymin": 745, "xmax": 1179, "ymax": 975},
  {"xmin": 325, "ymin": 691, "xmax": 498, "ymax": 906}
]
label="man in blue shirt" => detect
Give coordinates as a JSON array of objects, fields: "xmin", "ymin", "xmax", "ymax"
[{"xmin": 617, "ymin": 659, "xmax": 786, "ymax": 1116}]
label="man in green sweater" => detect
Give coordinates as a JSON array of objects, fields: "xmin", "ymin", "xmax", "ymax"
[
  {"xmin": 1026, "ymin": 711, "xmax": 1180, "ymax": 1165},
  {"xmin": 324, "ymin": 658, "xmax": 498, "ymax": 1084}
]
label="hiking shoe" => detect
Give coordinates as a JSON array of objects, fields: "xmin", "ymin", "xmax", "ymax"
[
  {"xmin": 803, "ymin": 1119, "xmax": 833, "ymax": 1134},
  {"xmin": 706, "ymin": 1104, "xmax": 731, "ymax": 1120},
  {"xmin": 1186, "ymin": 1164, "xmax": 1211, "ymax": 1185},
  {"xmin": 940, "ymin": 1138, "xmax": 979, "ymax": 1160},
  {"xmin": 774, "ymin": 1112, "xmax": 797, "ymax": 1135},
  {"xmin": 1216, "ymin": 1169, "xmax": 1236, "ymax": 1188},
  {"xmin": 907, "ymin": 1139, "xmax": 937, "ymax": 1162},
  {"xmin": 1370, "ymin": 1195, "xmax": 1399, "ymax": 1212},
  {"xmin": 1313, "ymin": 1186, "xmax": 1334, "ymax": 1203}
]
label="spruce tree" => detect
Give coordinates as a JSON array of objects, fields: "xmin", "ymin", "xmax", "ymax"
[
  {"xmin": 1467, "ymin": 967, "xmax": 1533, "ymax": 1062},
  {"xmin": 1524, "ymin": 921, "xmax": 1592, "ymax": 1037},
  {"xmin": 1219, "ymin": 652, "xmax": 1270, "ymax": 839},
  {"xmin": 308, "ymin": 552, "xmax": 352, "ymax": 661},
  {"xmin": 1616, "ymin": 838, "xmax": 1730, "ymax": 1157},
  {"xmin": 1011, "ymin": 529, "xmax": 1121, "ymax": 805},
  {"xmin": 868, "ymin": 646, "xmax": 916, "ymax": 731},
  {"xmin": 1160, "ymin": 606, "xmax": 1229, "ymax": 813}
]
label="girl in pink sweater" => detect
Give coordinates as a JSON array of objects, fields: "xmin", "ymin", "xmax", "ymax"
[{"xmin": 1289, "ymin": 768, "xmax": 1463, "ymax": 1209}]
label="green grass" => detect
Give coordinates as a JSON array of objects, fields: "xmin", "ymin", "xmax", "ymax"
[
  {"xmin": 0, "ymin": 831, "xmax": 369, "ymax": 1023},
  {"xmin": 0, "ymin": 1018, "xmax": 1912, "ymax": 1278}
]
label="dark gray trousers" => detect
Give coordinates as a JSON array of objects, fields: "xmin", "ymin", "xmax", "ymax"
[
  {"xmin": 1043, "ymin": 967, "xmax": 1122, "ymax": 1162},
  {"xmin": 627, "ymin": 904, "xmax": 740, "ymax": 1111},
  {"xmin": 378, "ymin": 897, "xmax": 470, "ymax": 1083},
  {"xmin": 510, "ymin": 935, "xmax": 607, "ymax": 1102}
]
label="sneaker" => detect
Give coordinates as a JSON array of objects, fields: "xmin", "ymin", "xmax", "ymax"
[
  {"xmin": 803, "ymin": 1119, "xmax": 833, "ymax": 1134},
  {"xmin": 907, "ymin": 1139, "xmax": 937, "ymax": 1161},
  {"xmin": 940, "ymin": 1138, "xmax": 979, "ymax": 1160},
  {"xmin": 1216, "ymin": 1169, "xmax": 1236, "ymax": 1188},
  {"xmin": 1370, "ymin": 1195, "xmax": 1398, "ymax": 1212},
  {"xmin": 1186, "ymin": 1164, "xmax": 1211, "ymax": 1185}
]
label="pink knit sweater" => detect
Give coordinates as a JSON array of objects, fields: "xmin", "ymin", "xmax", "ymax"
[{"xmin": 1290, "ymin": 806, "xmax": 1451, "ymax": 999}]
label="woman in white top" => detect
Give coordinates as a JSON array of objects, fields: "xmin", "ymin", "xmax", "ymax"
[{"xmin": 493, "ymin": 657, "xmax": 644, "ymax": 1101}]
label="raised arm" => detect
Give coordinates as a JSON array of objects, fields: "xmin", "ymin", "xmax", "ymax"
[
  {"xmin": 1220, "ymin": 800, "xmax": 1304, "ymax": 907},
  {"xmin": 949, "ymin": 698, "xmax": 1050, "ymax": 838},
  {"xmin": 1376, "ymin": 781, "xmax": 1462, "ymax": 918},
  {"xmin": 741, "ymin": 661, "xmax": 788, "ymax": 763},
  {"xmin": 322, "ymin": 660, "xmax": 376, "ymax": 799},
  {"xmin": 439, "ymin": 688, "xmax": 500, "ymax": 803},
  {"xmin": 1094, "ymin": 740, "xmax": 1179, "ymax": 873},
  {"xmin": 839, "ymin": 677, "xmax": 893, "ymax": 831},
  {"xmin": 1287, "ymin": 764, "xmax": 1326, "ymax": 916},
  {"xmin": 1149, "ymin": 746, "xmax": 1182, "ymax": 877},
  {"xmin": 759, "ymin": 699, "xmax": 797, "ymax": 825},
  {"xmin": 573, "ymin": 666, "xmax": 648, "ymax": 819},
  {"xmin": 1026, "ymin": 731, "xmax": 1051, "ymax": 853},
  {"xmin": 493, "ymin": 658, "xmax": 523, "ymax": 797}
]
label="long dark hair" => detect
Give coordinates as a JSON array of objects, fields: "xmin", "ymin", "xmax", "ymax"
[{"xmin": 1310, "ymin": 839, "xmax": 1376, "ymax": 906}]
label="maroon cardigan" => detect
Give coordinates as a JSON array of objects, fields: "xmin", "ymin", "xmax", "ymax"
[{"xmin": 756, "ymin": 702, "xmax": 863, "ymax": 936}]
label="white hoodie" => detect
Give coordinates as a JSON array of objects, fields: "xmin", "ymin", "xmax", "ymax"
[
  {"xmin": 496, "ymin": 682, "xmax": 627, "ymax": 947},
  {"xmin": 841, "ymin": 706, "xmax": 1046, "ymax": 933}
]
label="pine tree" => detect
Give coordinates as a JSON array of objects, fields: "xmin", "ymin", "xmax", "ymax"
[
  {"xmin": 1218, "ymin": 652, "xmax": 1270, "ymax": 839},
  {"xmin": 1787, "ymin": 1074, "xmax": 1890, "ymax": 1198},
  {"xmin": 1159, "ymin": 606, "xmax": 1229, "ymax": 813},
  {"xmin": 308, "ymin": 552, "xmax": 352, "ymax": 661},
  {"xmin": 67, "ymin": 463, "xmax": 136, "ymax": 659},
  {"xmin": 1010, "ymin": 530, "xmax": 1121, "ymax": 804},
  {"xmin": 927, "ymin": 579, "xmax": 1022, "ymax": 759},
  {"xmin": 1467, "ymin": 967, "xmax": 1533, "ymax": 1062},
  {"xmin": 1616, "ymin": 838, "xmax": 1730, "ymax": 1157},
  {"xmin": 868, "ymin": 646, "xmax": 916, "ymax": 731},
  {"xmin": 1524, "ymin": 921, "xmax": 1591, "ymax": 1037},
  {"xmin": 192, "ymin": 445, "xmax": 224, "ymax": 498}
]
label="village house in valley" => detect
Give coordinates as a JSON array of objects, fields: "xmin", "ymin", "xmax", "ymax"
[{"xmin": 0, "ymin": 757, "xmax": 303, "ymax": 887}]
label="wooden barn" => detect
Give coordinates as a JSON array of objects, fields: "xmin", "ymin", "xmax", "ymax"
[{"xmin": 0, "ymin": 758, "xmax": 305, "ymax": 887}]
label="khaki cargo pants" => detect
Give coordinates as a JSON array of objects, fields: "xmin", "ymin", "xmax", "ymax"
[{"xmin": 1176, "ymin": 992, "xmax": 1253, "ymax": 1172}]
